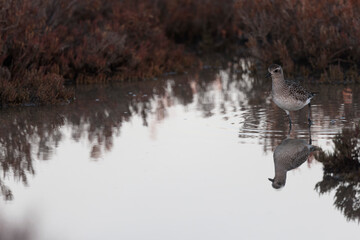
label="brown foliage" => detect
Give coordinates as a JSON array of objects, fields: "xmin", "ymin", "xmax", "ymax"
[
  {"xmin": 156, "ymin": 0, "xmax": 237, "ymax": 50},
  {"xmin": 2, "ymin": 0, "xmax": 360, "ymax": 104},
  {"xmin": 235, "ymin": 0, "xmax": 360, "ymax": 79},
  {"xmin": 0, "ymin": 0, "xmax": 194, "ymax": 104}
]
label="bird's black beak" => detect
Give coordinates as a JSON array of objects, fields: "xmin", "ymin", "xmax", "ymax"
[
  {"xmin": 268, "ymin": 178, "xmax": 274, "ymax": 182},
  {"xmin": 265, "ymin": 72, "xmax": 271, "ymax": 78}
]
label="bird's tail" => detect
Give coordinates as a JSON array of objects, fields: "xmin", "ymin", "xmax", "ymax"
[{"xmin": 309, "ymin": 145, "xmax": 321, "ymax": 152}]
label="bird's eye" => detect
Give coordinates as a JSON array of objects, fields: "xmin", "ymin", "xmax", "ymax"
[{"xmin": 274, "ymin": 69, "xmax": 279, "ymax": 73}]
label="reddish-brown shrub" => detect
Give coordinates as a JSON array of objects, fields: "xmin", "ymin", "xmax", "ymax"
[
  {"xmin": 156, "ymin": 0, "xmax": 238, "ymax": 50},
  {"xmin": 0, "ymin": 0, "xmax": 194, "ymax": 104},
  {"xmin": 235, "ymin": 0, "xmax": 360, "ymax": 78},
  {"xmin": 1, "ymin": 0, "xmax": 360, "ymax": 105}
]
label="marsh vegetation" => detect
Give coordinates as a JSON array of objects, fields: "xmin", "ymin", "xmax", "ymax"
[{"xmin": 1, "ymin": 0, "xmax": 360, "ymax": 104}]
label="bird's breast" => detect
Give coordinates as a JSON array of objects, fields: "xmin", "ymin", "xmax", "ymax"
[{"xmin": 272, "ymin": 92, "xmax": 308, "ymax": 111}]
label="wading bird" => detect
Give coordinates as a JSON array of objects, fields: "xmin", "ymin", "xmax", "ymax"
[{"xmin": 266, "ymin": 64, "xmax": 315, "ymax": 130}]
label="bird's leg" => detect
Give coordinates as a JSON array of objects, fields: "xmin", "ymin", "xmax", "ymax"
[
  {"xmin": 286, "ymin": 110, "xmax": 292, "ymax": 131},
  {"xmin": 287, "ymin": 125, "xmax": 291, "ymax": 136},
  {"xmin": 308, "ymin": 102, "xmax": 313, "ymax": 126},
  {"xmin": 308, "ymin": 123, "xmax": 312, "ymax": 145}
]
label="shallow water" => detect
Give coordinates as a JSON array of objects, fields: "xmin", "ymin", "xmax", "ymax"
[{"xmin": 0, "ymin": 61, "xmax": 359, "ymax": 240}]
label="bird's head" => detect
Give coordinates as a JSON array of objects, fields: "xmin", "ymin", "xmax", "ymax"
[
  {"xmin": 266, "ymin": 64, "xmax": 283, "ymax": 79},
  {"xmin": 268, "ymin": 177, "xmax": 285, "ymax": 189}
]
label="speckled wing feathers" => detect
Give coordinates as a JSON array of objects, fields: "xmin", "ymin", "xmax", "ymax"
[
  {"xmin": 288, "ymin": 146, "xmax": 309, "ymax": 170},
  {"xmin": 285, "ymin": 80, "xmax": 313, "ymax": 102}
]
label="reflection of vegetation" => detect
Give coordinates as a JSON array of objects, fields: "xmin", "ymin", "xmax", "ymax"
[
  {"xmin": 315, "ymin": 124, "xmax": 360, "ymax": 222},
  {"xmin": 0, "ymin": 106, "xmax": 64, "ymax": 200},
  {"xmin": 0, "ymin": 180, "xmax": 12, "ymax": 200},
  {"xmin": 0, "ymin": 60, "xmax": 359, "ymax": 201},
  {"xmin": 0, "ymin": 65, "xmax": 248, "ymax": 200},
  {"xmin": 317, "ymin": 124, "xmax": 360, "ymax": 180}
]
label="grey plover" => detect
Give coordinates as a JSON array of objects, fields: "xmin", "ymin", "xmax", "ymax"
[
  {"xmin": 266, "ymin": 64, "xmax": 315, "ymax": 128},
  {"xmin": 268, "ymin": 138, "xmax": 320, "ymax": 189}
]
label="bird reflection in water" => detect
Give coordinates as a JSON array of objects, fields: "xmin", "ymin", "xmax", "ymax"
[{"xmin": 268, "ymin": 136, "xmax": 320, "ymax": 189}]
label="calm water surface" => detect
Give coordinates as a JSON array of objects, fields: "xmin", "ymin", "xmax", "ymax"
[{"xmin": 0, "ymin": 61, "xmax": 359, "ymax": 239}]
